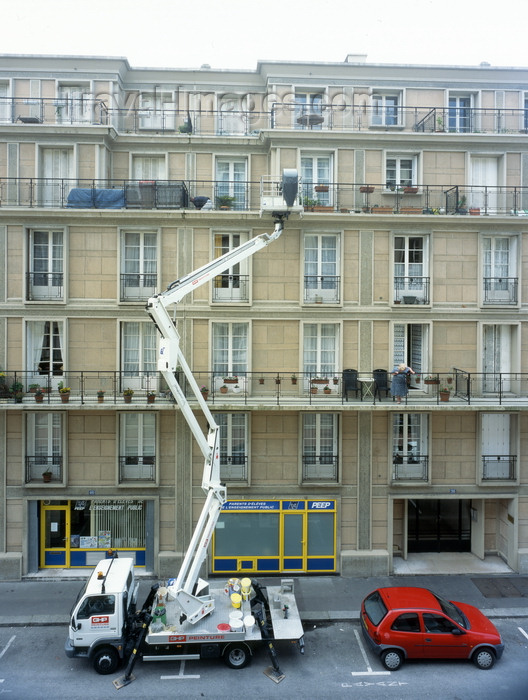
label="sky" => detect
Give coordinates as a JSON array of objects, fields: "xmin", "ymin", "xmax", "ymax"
[{"xmin": 2, "ymin": 0, "xmax": 527, "ymax": 71}]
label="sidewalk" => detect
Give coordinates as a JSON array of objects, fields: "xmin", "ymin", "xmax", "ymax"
[{"xmin": 0, "ymin": 570, "xmax": 526, "ymax": 627}]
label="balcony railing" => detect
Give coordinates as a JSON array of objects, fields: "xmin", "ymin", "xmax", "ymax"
[
  {"xmin": 482, "ymin": 455, "xmax": 516, "ymax": 481},
  {"xmin": 26, "ymin": 272, "xmax": 64, "ymax": 301},
  {"xmin": 212, "ymin": 275, "xmax": 250, "ymax": 303},
  {"xmin": 3, "ymin": 97, "xmax": 528, "ymax": 136},
  {"xmin": 302, "ymin": 454, "xmax": 339, "ymax": 482},
  {"xmin": 120, "ymin": 273, "xmax": 158, "ymax": 302},
  {"xmin": 483, "ymin": 277, "xmax": 518, "ymax": 305},
  {"xmin": 119, "ymin": 455, "xmax": 156, "ymax": 482},
  {"xmin": 392, "ymin": 455, "xmax": 428, "ymax": 481},
  {"xmin": 3, "ymin": 176, "xmax": 528, "ymax": 216},
  {"xmin": 304, "ymin": 276, "xmax": 341, "ymax": 304},
  {"xmin": 3, "ymin": 370, "xmax": 528, "ymax": 407},
  {"xmin": 25, "ymin": 455, "xmax": 62, "ymax": 483},
  {"xmin": 394, "ymin": 277, "xmax": 430, "ymax": 305},
  {"xmin": 220, "ymin": 455, "xmax": 248, "ymax": 481}
]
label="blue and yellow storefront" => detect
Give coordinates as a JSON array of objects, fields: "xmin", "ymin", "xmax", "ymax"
[{"xmin": 212, "ymin": 499, "xmax": 337, "ymax": 575}]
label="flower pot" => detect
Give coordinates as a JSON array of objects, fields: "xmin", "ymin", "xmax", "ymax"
[
  {"xmin": 201, "ymin": 391, "xmax": 209, "ymax": 401},
  {"xmin": 310, "ymin": 387, "xmax": 318, "ymax": 394},
  {"xmin": 360, "ymin": 186, "xmax": 374, "ymax": 194},
  {"xmin": 291, "ymin": 377, "xmax": 297, "ymax": 385},
  {"xmin": 403, "ymin": 187, "xmax": 418, "ymax": 194},
  {"xmin": 42, "ymin": 473, "xmax": 52, "ymax": 483},
  {"xmin": 35, "ymin": 394, "xmax": 44, "ymax": 403},
  {"xmin": 220, "ymin": 386, "xmax": 228, "ymax": 394},
  {"xmin": 439, "ymin": 391, "xmax": 450, "ymax": 402},
  {"xmin": 124, "ymin": 395, "xmax": 132, "ymax": 403},
  {"xmin": 314, "ymin": 185, "xmax": 329, "ymax": 193},
  {"xmin": 60, "ymin": 393, "xmax": 70, "ymax": 403},
  {"xmin": 469, "ymin": 208, "xmax": 480, "ymax": 215},
  {"xmin": 147, "ymin": 395, "xmax": 156, "ymax": 404},
  {"xmin": 424, "ymin": 379, "xmax": 439, "ymax": 385},
  {"xmin": 97, "ymin": 395, "xmax": 104, "ymax": 403}
]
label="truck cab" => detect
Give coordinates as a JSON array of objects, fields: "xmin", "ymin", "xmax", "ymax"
[{"xmin": 65, "ymin": 557, "xmax": 138, "ymax": 673}]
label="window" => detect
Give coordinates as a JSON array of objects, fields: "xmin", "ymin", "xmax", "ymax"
[
  {"xmin": 27, "ymin": 230, "xmax": 64, "ymax": 301},
  {"xmin": 57, "ymin": 84, "xmax": 93, "ymax": 124},
  {"xmin": 304, "ymin": 234, "xmax": 340, "ymax": 303},
  {"xmin": 482, "ymin": 324, "xmax": 518, "ymax": 392},
  {"xmin": 524, "ymin": 95, "xmax": 528, "ymax": 131},
  {"xmin": 139, "ymin": 91, "xmax": 175, "ymax": 130},
  {"xmin": 121, "ymin": 230, "xmax": 157, "ymax": 301},
  {"xmin": 215, "ymin": 159, "xmax": 247, "ymax": 209},
  {"xmin": 295, "ymin": 91, "xmax": 325, "ymax": 129},
  {"xmin": 448, "ymin": 95, "xmax": 472, "ymax": 132},
  {"xmin": 392, "ymin": 413, "xmax": 428, "ymax": 481},
  {"xmin": 393, "ymin": 236, "xmax": 429, "ymax": 304},
  {"xmin": 371, "ymin": 94, "xmax": 400, "ymax": 126},
  {"xmin": 303, "ymin": 323, "xmax": 339, "ymax": 383},
  {"xmin": 302, "ymin": 413, "xmax": 338, "ymax": 482},
  {"xmin": 212, "ymin": 232, "xmax": 249, "ymax": 303},
  {"xmin": 391, "ymin": 613, "xmax": 420, "ymax": 633},
  {"xmin": 480, "ymin": 414, "xmax": 517, "ymax": 481},
  {"xmin": 301, "ymin": 153, "xmax": 332, "ymax": 205},
  {"xmin": 423, "ymin": 613, "xmax": 457, "ymax": 634},
  {"xmin": 26, "ymin": 320, "xmax": 64, "ymax": 389},
  {"xmin": 386, "ymin": 155, "xmax": 417, "ymax": 189},
  {"xmin": 119, "ymin": 413, "xmax": 156, "ymax": 482},
  {"xmin": 121, "ymin": 322, "xmax": 157, "ymax": 392},
  {"xmin": 482, "ymin": 236, "xmax": 518, "ymax": 305},
  {"xmin": 26, "ymin": 413, "xmax": 63, "ymax": 482},
  {"xmin": 212, "ymin": 322, "xmax": 248, "ymax": 391},
  {"xmin": 0, "ymin": 83, "xmax": 9, "ymax": 123},
  {"xmin": 393, "ymin": 323, "xmax": 428, "ymax": 390},
  {"xmin": 218, "ymin": 96, "xmax": 247, "ymax": 135},
  {"xmin": 217, "ymin": 413, "xmax": 248, "ymax": 481},
  {"xmin": 39, "ymin": 148, "xmax": 73, "ymax": 206}
]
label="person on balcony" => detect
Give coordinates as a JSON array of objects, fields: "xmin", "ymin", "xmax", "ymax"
[{"xmin": 391, "ymin": 363, "xmax": 415, "ymax": 404}]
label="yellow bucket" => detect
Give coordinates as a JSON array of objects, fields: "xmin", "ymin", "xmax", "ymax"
[
  {"xmin": 240, "ymin": 577, "xmax": 252, "ymax": 600},
  {"xmin": 230, "ymin": 592, "xmax": 242, "ymax": 609}
]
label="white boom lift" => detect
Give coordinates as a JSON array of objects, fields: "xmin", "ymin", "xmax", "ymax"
[{"xmin": 145, "ymin": 169, "xmax": 299, "ymax": 625}]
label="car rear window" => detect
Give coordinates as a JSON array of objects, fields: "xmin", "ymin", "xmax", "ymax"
[{"xmin": 364, "ymin": 590, "xmax": 388, "ymax": 626}]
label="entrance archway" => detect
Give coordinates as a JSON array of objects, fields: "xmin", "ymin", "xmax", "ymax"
[{"xmin": 408, "ymin": 499, "xmax": 471, "ymax": 553}]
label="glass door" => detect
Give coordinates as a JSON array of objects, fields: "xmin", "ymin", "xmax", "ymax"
[
  {"xmin": 41, "ymin": 504, "xmax": 69, "ymax": 567},
  {"xmin": 283, "ymin": 513, "xmax": 305, "ymax": 571}
]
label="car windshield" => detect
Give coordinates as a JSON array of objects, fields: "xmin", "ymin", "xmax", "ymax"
[
  {"xmin": 433, "ymin": 593, "xmax": 468, "ymax": 629},
  {"xmin": 364, "ymin": 590, "xmax": 388, "ymax": 626}
]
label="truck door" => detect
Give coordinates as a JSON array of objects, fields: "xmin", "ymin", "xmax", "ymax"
[{"xmin": 73, "ymin": 594, "xmax": 119, "ymax": 647}]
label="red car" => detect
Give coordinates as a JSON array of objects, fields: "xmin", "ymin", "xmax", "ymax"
[{"xmin": 361, "ymin": 587, "xmax": 504, "ymax": 671}]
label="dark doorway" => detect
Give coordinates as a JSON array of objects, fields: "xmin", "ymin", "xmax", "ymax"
[{"xmin": 408, "ymin": 499, "xmax": 471, "ymax": 552}]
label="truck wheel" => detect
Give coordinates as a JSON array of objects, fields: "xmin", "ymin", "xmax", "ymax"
[
  {"xmin": 92, "ymin": 646, "xmax": 120, "ymax": 675},
  {"xmin": 381, "ymin": 648, "xmax": 404, "ymax": 671},
  {"xmin": 472, "ymin": 647, "xmax": 495, "ymax": 669},
  {"xmin": 223, "ymin": 643, "xmax": 251, "ymax": 669}
]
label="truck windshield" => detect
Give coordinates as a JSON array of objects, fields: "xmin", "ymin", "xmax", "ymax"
[{"xmin": 77, "ymin": 595, "xmax": 116, "ymax": 619}]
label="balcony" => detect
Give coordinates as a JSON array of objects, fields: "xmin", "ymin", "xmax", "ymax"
[
  {"xmin": 212, "ymin": 274, "xmax": 250, "ymax": 303},
  {"xmin": 394, "ymin": 277, "xmax": 430, "ymax": 305},
  {"xmin": 3, "ymin": 370, "xmax": 528, "ymax": 408},
  {"xmin": 483, "ymin": 277, "xmax": 518, "ymax": 305},
  {"xmin": 3, "ymin": 176, "xmax": 528, "ymax": 216},
  {"xmin": 25, "ymin": 455, "xmax": 62, "ymax": 483},
  {"xmin": 3, "ymin": 96, "xmax": 528, "ymax": 136},
  {"xmin": 302, "ymin": 454, "xmax": 339, "ymax": 482},
  {"xmin": 304, "ymin": 276, "xmax": 341, "ymax": 304},
  {"xmin": 26, "ymin": 271, "xmax": 64, "ymax": 301},
  {"xmin": 120, "ymin": 273, "xmax": 158, "ymax": 302},
  {"xmin": 220, "ymin": 455, "xmax": 248, "ymax": 481},
  {"xmin": 481, "ymin": 455, "xmax": 517, "ymax": 481},
  {"xmin": 119, "ymin": 455, "xmax": 156, "ymax": 482},
  {"xmin": 392, "ymin": 455, "xmax": 429, "ymax": 482}
]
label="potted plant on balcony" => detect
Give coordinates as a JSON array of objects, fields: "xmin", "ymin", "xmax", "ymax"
[
  {"xmin": 200, "ymin": 386, "xmax": 209, "ymax": 400},
  {"xmin": 314, "ymin": 184, "xmax": 329, "ymax": 193},
  {"xmin": 360, "ymin": 185, "xmax": 375, "ymax": 194},
  {"xmin": 58, "ymin": 383, "xmax": 71, "ymax": 403},
  {"xmin": 259, "ymin": 375, "xmax": 265, "ymax": 385},
  {"xmin": 216, "ymin": 195, "xmax": 235, "ymax": 210},
  {"xmin": 34, "ymin": 389, "xmax": 44, "ymax": 403},
  {"xmin": 97, "ymin": 390, "xmax": 105, "ymax": 403},
  {"xmin": 223, "ymin": 376, "xmax": 238, "ymax": 384},
  {"xmin": 457, "ymin": 195, "xmax": 468, "ymax": 215},
  {"xmin": 123, "ymin": 387, "xmax": 134, "ymax": 403},
  {"xmin": 42, "ymin": 469, "xmax": 52, "ymax": 483},
  {"xmin": 10, "ymin": 382, "xmax": 24, "ymax": 402},
  {"xmin": 220, "ymin": 384, "xmax": 228, "ymax": 394},
  {"xmin": 439, "ymin": 385, "xmax": 451, "ymax": 401},
  {"xmin": 29, "ymin": 383, "xmax": 40, "ymax": 393},
  {"xmin": 147, "ymin": 391, "xmax": 156, "ymax": 404},
  {"xmin": 424, "ymin": 375, "xmax": 439, "ymax": 385},
  {"xmin": 323, "ymin": 385, "xmax": 332, "ymax": 395},
  {"xmin": 291, "ymin": 374, "xmax": 298, "ymax": 385}
]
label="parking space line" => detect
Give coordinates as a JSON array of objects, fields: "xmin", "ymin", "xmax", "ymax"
[
  {"xmin": 518, "ymin": 626, "xmax": 528, "ymax": 641},
  {"xmin": 351, "ymin": 629, "xmax": 391, "ymax": 676},
  {"xmin": 0, "ymin": 636, "xmax": 15, "ymax": 661}
]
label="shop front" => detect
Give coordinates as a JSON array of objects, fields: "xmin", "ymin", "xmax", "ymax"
[
  {"xmin": 212, "ymin": 499, "xmax": 337, "ymax": 575},
  {"xmin": 38, "ymin": 499, "xmax": 151, "ymax": 569}
]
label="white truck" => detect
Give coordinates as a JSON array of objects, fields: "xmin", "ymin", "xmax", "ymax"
[{"xmin": 65, "ymin": 172, "xmax": 305, "ymax": 684}]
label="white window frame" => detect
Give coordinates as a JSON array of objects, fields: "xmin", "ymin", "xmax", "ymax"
[
  {"xmin": 119, "ymin": 413, "xmax": 157, "ymax": 483},
  {"xmin": 294, "ymin": 90, "xmax": 325, "ymax": 130},
  {"xmin": 138, "ymin": 91, "xmax": 175, "ymax": 130},
  {"xmin": 26, "ymin": 412, "xmax": 64, "ymax": 483},
  {"xmin": 218, "ymin": 95, "xmax": 247, "ymax": 135},
  {"xmin": 303, "ymin": 323, "xmax": 339, "ymax": 393},
  {"xmin": 391, "ymin": 413, "xmax": 429, "ymax": 483},
  {"xmin": 301, "ymin": 413, "xmax": 339, "ymax": 482},
  {"xmin": 38, "ymin": 147, "xmax": 73, "ymax": 206},
  {"xmin": 371, "ymin": 93, "xmax": 402, "ymax": 127},
  {"xmin": 212, "ymin": 321, "xmax": 249, "ymax": 393},
  {"xmin": 392, "ymin": 322, "xmax": 429, "ymax": 391},
  {"xmin": 479, "ymin": 413, "xmax": 518, "ymax": 484},
  {"xmin": 212, "ymin": 231, "xmax": 250, "ymax": 304},
  {"xmin": 393, "ymin": 234, "xmax": 429, "ymax": 305},
  {"xmin": 385, "ymin": 153, "xmax": 418, "ymax": 190},
  {"xmin": 448, "ymin": 93, "xmax": 473, "ymax": 133},
  {"xmin": 480, "ymin": 323, "xmax": 520, "ymax": 394},
  {"xmin": 215, "ymin": 158, "xmax": 248, "ymax": 210},
  {"xmin": 480, "ymin": 234, "xmax": 518, "ymax": 307},
  {"xmin": 300, "ymin": 152, "xmax": 333, "ymax": 205},
  {"xmin": 56, "ymin": 83, "xmax": 93, "ymax": 124},
  {"xmin": 27, "ymin": 229, "xmax": 64, "ymax": 302},
  {"xmin": 216, "ymin": 413, "xmax": 249, "ymax": 482},
  {"xmin": 121, "ymin": 322, "xmax": 158, "ymax": 392},
  {"xmin": 26, "ymin": 319, "xmax": 65, "ymax": 390},
  {"xmin": 120, "ymin": 229, "xmax": 158, "ymax": 301},
  {"xmin": 303, "ymin": 233, "xmax": 340, "ymax": 304}
]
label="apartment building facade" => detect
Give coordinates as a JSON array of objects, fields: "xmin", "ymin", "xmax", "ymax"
[{"xmin": 1, "ymin": 54, "xmax": 528, "ymax": 580}]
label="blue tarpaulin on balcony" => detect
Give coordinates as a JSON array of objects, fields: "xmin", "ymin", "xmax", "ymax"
[{"xmin": 67, "ymin": 188, "xmax": 125, "ymax": 208}]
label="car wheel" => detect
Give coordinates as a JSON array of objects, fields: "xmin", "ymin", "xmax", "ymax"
[
  {"xmin": 92, "ymin": 646, "xmax": 120, "ymax": 675},
  {"xmin": 223, "ymin": 643, "xmax": 251, "ymax": 669},
  {"xmin": 472, "ymin": 647, "xmax": 495, "ymax": 670},
  {"xmin": 381, "ymin": 648, "xmax": 404, "ymax": 671}
]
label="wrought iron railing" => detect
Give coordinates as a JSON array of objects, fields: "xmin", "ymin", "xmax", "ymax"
[
  {"xmin": 302, "ymin": 454, "xmax": 339, "ymax": 482},
  {"xmin": 482, "ymin": 455, "xmax": 516, "ymax": 481},
  {"xmin": 25, "ymin": 455, "xmax": 62, "ymax": 483},
  {"xmin": 212, "ymin": 275, "xmax": 250, "ymax": 303},
  {"xmin": 394, "ymin": 277, "xmax": 430, "ymax": 305},
  {"xmin": 220, "ymin": 455, "xmax": 248, "ymax": 481},
  {"xmin": 392, "ymin": 455, "xmax": 428, "ymax": 481},
  {"xmin": 2, "ymin": 370, "xmax": 528, "ymax": 406},
  {"xmin": 26, "ymin": 272, "xmax": 64, "ymax": 301},
  {"xmin": 304, "ymin": 276, "xmax": 341, "ymax": 304},
  {"xmin": 118, "ymin": 456, "xmax": 156, "ymax": 482},
  {"xmin": 483, "ymin": 277, "xmax": 518, "ymax": 305}
]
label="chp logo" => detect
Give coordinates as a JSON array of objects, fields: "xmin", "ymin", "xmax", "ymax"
[{"xmin": 91, "ymin": 615, "xmax": 110, "ymax": 627}]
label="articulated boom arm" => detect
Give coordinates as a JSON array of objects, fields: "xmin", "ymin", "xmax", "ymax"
[{"xmin": 145, "ymin": 217, "xmax": 286, "ymax": 625}]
